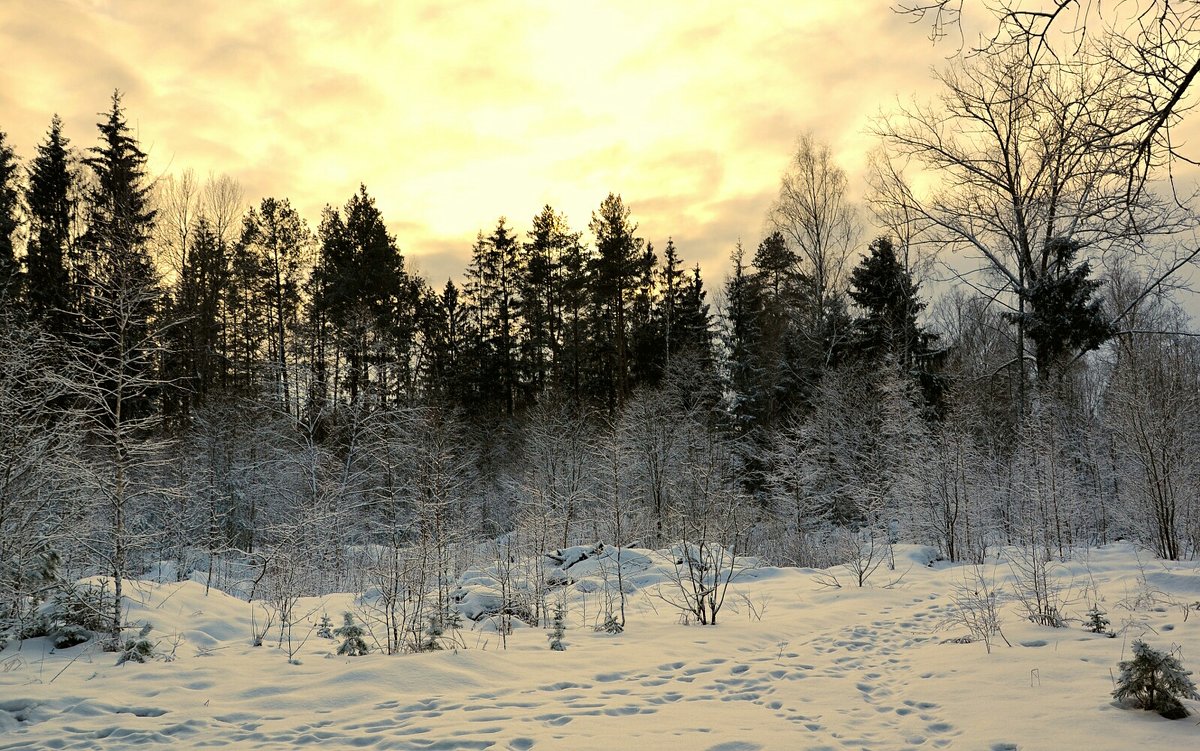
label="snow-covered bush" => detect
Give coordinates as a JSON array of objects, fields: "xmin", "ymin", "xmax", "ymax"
[
  {"xmin": 1008, "ymin": 546, "xmax": 1067, "ymax": 628},
  {"xmin": 1113, "ymin": 640, "xmax": 1199, "ymax": 719},
  {"xmin": 942, "ymin": 566, "xmax": 1009, "ymax": 654},
  {"xmin": 116, "ymin": 623, "xmax": 155, "ymax": 665},
  {"xmin": 37, "ymin": 581, "xmax": 114, "ymax": 649}
]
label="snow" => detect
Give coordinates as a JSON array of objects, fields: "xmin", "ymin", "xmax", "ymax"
[{"xmin": 1, "ymin": 544, "xmax": 1198, "ymax": 750}]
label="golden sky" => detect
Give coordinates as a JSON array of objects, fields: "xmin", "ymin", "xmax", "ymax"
[{"xmin": 1, "ymin": 0, "xmax": 949, "ymax": 286}]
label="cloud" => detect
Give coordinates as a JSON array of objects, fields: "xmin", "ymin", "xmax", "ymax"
[{"xmin": 1, "ymin": 0, "xmax": 958, "ymax": 289}]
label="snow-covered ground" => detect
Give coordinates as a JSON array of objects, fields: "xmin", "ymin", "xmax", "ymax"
[{"xmin": 1, "ymin": 544, "xmax": 1198, "ymax": 750}]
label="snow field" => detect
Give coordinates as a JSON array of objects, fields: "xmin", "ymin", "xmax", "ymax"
[{"xmin": 0, "ymin": 544, "xmax": 1197, "ymax": 750}]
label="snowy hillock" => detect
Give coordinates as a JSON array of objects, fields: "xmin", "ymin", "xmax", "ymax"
[{"xmin": 0, "ymin": 543, "xmax": 1197, "ymax": 749}]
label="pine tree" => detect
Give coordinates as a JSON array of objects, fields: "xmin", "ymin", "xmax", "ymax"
[
  {"xmin": 1113, "ymin": 640, "xmax": 1199, "ymax": 719},
  {"xmin": 847, "ymin": 237, "xmax": 942, "ymax": 411},
  {"xmin": 25, "ymin": 116, "xmax": 76, "ymax": 331},
  {"xmin": 238, "ymin": 197, "xmax": 310, "ymax": 416},
  {"xmin": 334, "ymin": 612, "xmax": 369, "ymax": 656},
  {"xmin": 164, "ymin": 216, "xmax": 228, "ymax": 419},
  {"xmin": 310, "ymin": 186, "xmax": 417, "ymax": 405},
  {"xmin": 0, "ymin": 131, "xmax": 20, "ymax": 303},
  {"xmin": 1013, "ymin": 237, "xmax": 1114, "ymax": 378},
  {"xmin": 520, "ymin": 205, "xmax": 577, "ymax": 403},
  {"xmin": 548, "ymin": 601, "xmax": 567, "ymax": 651},
  {"xmin": 588, "ymin": 193, "xmax": 644, "ymax": 409}
]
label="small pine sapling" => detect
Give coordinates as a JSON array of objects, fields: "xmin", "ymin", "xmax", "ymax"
[
  {"xmin": 317, "ymin": 613, "xmax": 334, "ymax": 639},
  {"xmin": 1084, "ymin": 605, "xmax": 1111, "ymax": 636},
  {"xmin": 1113, "ymin": 640, "xmax": 1199, "ymax": 719},
  {"xmin": 423, "ymin": 613, "xmax": 445, "ymax": 651},
  {"xmin": 548, "ymin": 602, "xmax": 567, "ymax": 651},
  {"xmin": 596, "ymin": 613, "xmax": 623, "ymax": 634},
  {"xmin": 334, "ymin": 613, "xmax": 368, "ymax": 657},
  {"xmin": 116, "ymin": 623, "xmax": 155, "ymax": 665}
]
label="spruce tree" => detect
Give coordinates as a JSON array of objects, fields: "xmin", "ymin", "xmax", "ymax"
[
  {"xmin": 0, "ymin": 131, "xmax": 20, "ymax": 303},
  {"xmin": 555, "ymin": 221, "xmax": 592, "ymax": 406},
  {"xmin": 723, "ymin": 242, "xmax": 763, "ymax": 436},
  {"xmin": 588, "ymin": 193, "xmax": 644, "ymax": 409},
  {"xmin": 74, "ymin": 92, "xmax": 163, "ymax": 648},
  {"xmin": 462, "ymin": 219, "xmax": 523, "ymax": 416},
  {"xmin": 847, "ymin": 237, "xmax": 943, "ymax": 411},
  {"xmin": 848, "ymin": 237, "xmax": 933, "ymax": 368},
  {"xmin": 25, "ymin": 116, "xmax": 75, "ymax": 331},
  {"xmin": 1113, "ymin": 640, "xmax": 1199, "ymax": 719},
  {"xmin": 238, "ymin": 197, "xmax": 309, "ymax": 415},
  {"xmin": 165, "ymin": 216, "xmax": 228, "ymax": 418},
  {"xmin": 419, "ymin": 279, "xmax": 468, "ymax": 405},
  {"xmin": 334, "ymin": 612, "xmax": 369, "ymax": 656},
  {"xmin": 1013, "ymin": 237, "xmax": 1114, "ymax": 378},
  {"xmin": 310, "ymin": 186, "xmax": 417, "ymax": 404},
  {"xmin": 520, "ymin": 205, "xmax": 577, "ymax": 402},
  {"xmin": 628, "ymin": 242, "xmax": 663, "ymax": 390}
]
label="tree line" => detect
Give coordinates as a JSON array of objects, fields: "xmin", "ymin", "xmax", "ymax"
[{"xmin": 1, "ymin": 37, "xmax": 1198, "ymax": 650}]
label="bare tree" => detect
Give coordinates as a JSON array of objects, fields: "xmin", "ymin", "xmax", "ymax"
[
  {"xmin": 1107, "ymin": 309, "xmax": 1200, "ymax": 561},
  {"xmin": 0, "ymin": 318, "xmax": 77, "ymax": 639},
  {"xmin": 769, "ymin": 133, "xmax": 860, "ymax": 323},
  {"xmin": 873, "ymin": 48, "xmax": 1192, "ymax": 404},
  {"xmin": 55, "ymin": 249, "xmax": 174, "ymax": 648},
  {"xmin": 659, "ymin": 418, "xmax": 753, "ymax": 624}
]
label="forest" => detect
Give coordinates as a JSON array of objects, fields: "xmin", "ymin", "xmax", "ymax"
[{"xmin": 0, "ymin": 18, "xmax": 1198, "ymax": 654}]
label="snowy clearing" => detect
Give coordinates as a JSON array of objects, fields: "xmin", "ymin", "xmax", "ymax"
[{"xmin": 1, "ymin": 544, "xmax": 1198, "ymax": 750}]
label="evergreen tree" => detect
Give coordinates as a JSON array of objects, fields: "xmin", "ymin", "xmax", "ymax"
[
  {"xmin": 419, "ymin": 279, "xmax": 469, "ymax": 405},
  {"xmin": 548, "ymin": 601, "xmax": 567, "ymax": 651},
  {"xmin": 1113, "ymin": 640, "xmax": 1199, "ymax": 719},
  {"xmin": 847, "ymin": 237, "xmax": 942, "ymax": 410},
  {"xmin": 555, "ymin": 219, "xmax": 592, "ymax": 406},
  {"xmin": 164, "ymin": 216, "xmax": 228, "ymax": 419},
  {"xmin": 334, "ymin": 612, "xmax": 369, "ymax": 656},
  {"xmin": 723, "ymin": 242, "xmax": 763, "ymax": 436},
  {"xmin": 238, "ymin": 197, "xmax": 310, "ymax": 415},
  {"xmin": 224, "ymin": 229, "xmax": 269, "ymax": 394},
  {"xmin": 752, "ymin": 231, "xmax": 795, "ymax": 300},
  {"xmin": 520, "ymin": 205, "xmax": 577, "ymax": 403},
  {"xmin": 310, "ymin": 186, "xmax": 417, "ymax": 405},
  {"xmin": 628, "ymin": 241, "xmax": 663, "ymax": 390},
  {"xmin": 0, "ymin": 131, "xmax": 20, "ymax": 303},
  {"xmin": 24, "ymin": 116, "xmax": 76, "ymax": 331},
  {"xmin": 462, "ymin": 219, "xmax": 522, "ymax": 416},
  {"xmin": 588, "ymin": 193, "xmax": 644, "ymax": 409},
  {"xmin": 848, "ymin": 237, "xmax": 933, "ymax": 366},
  {"xmin": 78, "ymin": 90, "xmax": 160, "ymax": 422},
  {"xmin": 1014, "ymin": 237, "xmax": 1114, "ymax": 377}
]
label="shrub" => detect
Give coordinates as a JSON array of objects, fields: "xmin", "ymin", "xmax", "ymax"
[
  {"xmin": 117, "ymin": 623, "xmax": 155, "ymax": 665},
  {"xmin": 1113, "ymin": 640, "xmax": 1199, "ymax": 719}
]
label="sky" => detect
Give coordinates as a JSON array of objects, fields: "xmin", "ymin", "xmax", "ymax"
[{"xmin": 0, "ymin": 1, "xmax": 954, "ymax": 287}]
